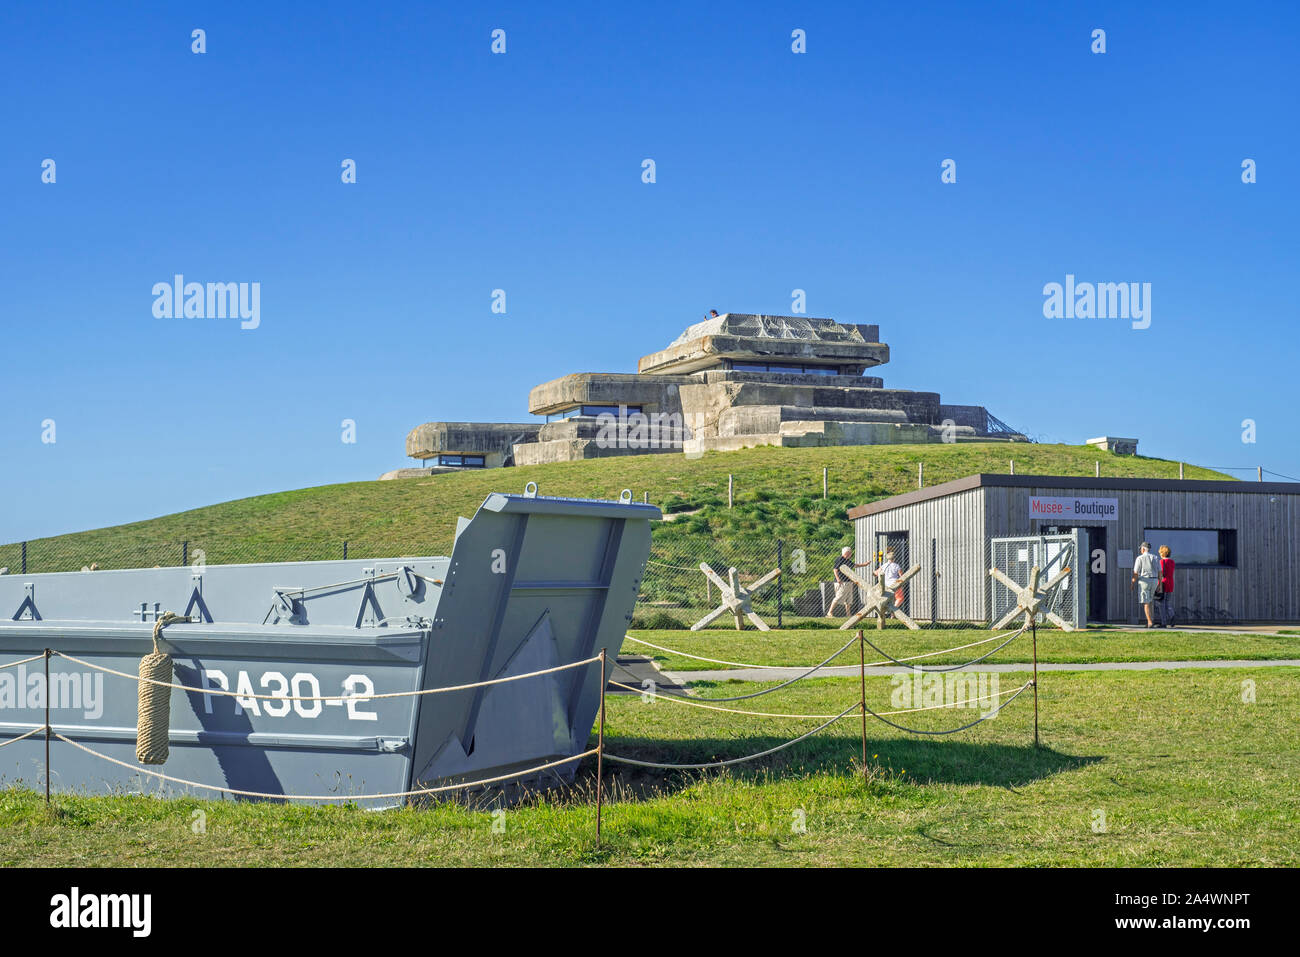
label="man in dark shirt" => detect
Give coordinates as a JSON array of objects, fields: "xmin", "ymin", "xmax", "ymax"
[{"xmin": 827, "ymin": 547, "xmax": 858, "ymax": 617}]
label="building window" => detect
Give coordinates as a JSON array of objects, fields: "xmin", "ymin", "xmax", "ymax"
[
  {"xmin": 435, "ymin": 454, "xmax": 486, "ymax": 468},
  {"xmin": 555, "ymin": 405, "xmax": 644, "ymax": 420},
  {"xmin": 724, "ymin": 360, "xmax": 840, "ymax": 376},
  {"xmin": 1142, "ymin": 529, "xmax": 1237, "ymax": 567}
]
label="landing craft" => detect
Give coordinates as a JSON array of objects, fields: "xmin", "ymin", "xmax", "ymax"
[{"xmin": 0, "ymin": 488, "xmax": 657, "ymax": 808}]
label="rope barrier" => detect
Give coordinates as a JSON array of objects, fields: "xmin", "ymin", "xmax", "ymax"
[
  {"xmin": 53, "ymin": 650, "xmax": 600, "ymax": 702},
  {"xmin": 603, "ymin": 702, "xmax": 862, "ymax": 770},
  {"xmin": 615, "ymin": 633, "xmax": 860, "ymax": 702},
  {"xmin": 608, "ymin": 678, "xmax": 1029, "ymax": 721},
  {"xmin": 862, "ymin": 680, "xmax": 1034, "ymax": 736},
  {"xmin": 52, "ymin": 732, "xmax": 598, "ymax": 801},
  {"xmin": 858, "ymin": 625, "xmax": 1028, "ymax": 674},
  {"xmin": 22, "ymin": 614, "xmax": 1043, "ymax": 804},
  {"xmin": 624, "ymin": 636, "xmax": 816, "ymax": 670},
  {"xmin": 0, "ymin": 653, "xmax": 48, "ymax": 671},
  {"xmin": 608, "ymin": 680, "xmax": 857, "ymax": 719},
  {"xmin": 624, "ymin": 626, "xmax": 1027, "ymax": 672},
  {"xmin": 0, "ymin": 726, "xmax": 44, "ymax": 749}
]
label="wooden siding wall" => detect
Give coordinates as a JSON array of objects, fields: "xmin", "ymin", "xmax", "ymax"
[
  {"xmin": 980, "ymin": 485, "xmax": 1300, "ymax": 623},
  {"xmin": 853, "ymin": 490, "xmax": 988, "ymax": 622}
]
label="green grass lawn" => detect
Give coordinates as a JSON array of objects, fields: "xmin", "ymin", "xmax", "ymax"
[
  {"xmin": 2, "ymin": 666, "xmax": 1295, "ymax": 866},
  {"xmin": 623, "ymin": 626, "xmax": 1300, "ymax": 672},
  {"xmin": 0, "ymin": 443, "xmax": 1228, "ymax": 572},
  {"xmin": 0, "ymin": 443, "xmax": 1271, "ymax": 867}
]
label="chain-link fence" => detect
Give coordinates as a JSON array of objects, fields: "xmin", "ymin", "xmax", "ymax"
[
  {"xmin": 989, "ymin": 534, "xmax": 1079, "ymax": 629},
  {"xmin": 0, "ymin": 540, "xmax": 445, "ymax": 575},
  {"xmin": 638, "ymin": 537, "xmax": 854, "ymax": 629},
  {"xmin": 1, "ymin": 531, "xmax": 1087, "ymax": 630},
  {"xmin": 637, "ymin": 532, "xmax": 1087, "ymax": 630},
  {"xmin": 851, "ymin": 531, "xmax": 1084, "ymax": 631}
]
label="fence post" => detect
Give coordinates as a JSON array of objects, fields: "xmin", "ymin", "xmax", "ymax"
[
  {"xmin": 1031, "ymin": 620, "xmax": 1040, "ymax": 749},
  {"xmin": 930, "ymin": 537, "xmax": 938, "ymax": 625},
  {"xmin": 776, "ymin": 540, "xmax": 783, "ymax": 629},
  {"xmin": 22, "ymin": 542, "xmax": 27, "ymax": 575},
  {"xmin": 343, "ymin": 541, "xmax": 348, "ymax": 560},
  {"xmin": 1010, "ymin": 459, "xmax": 1015, "ymax": 476},
  {"xmin": 596, "ymin": 648, "xmax": 606, "ymax": 846},
  {"xmin": 728, "ymin": 474, "xmax": 733, "ymax": 509},
  {"xmin": 858, "ymin": 631, "xmax": 867, "ymax": 784},
  {"xmin": 918, "ymin": 462, "xmax": 924, "ymax": 488},
  {"xmin": 822, "ymin": 467, "xmax": 828, "ymax": 499},
  {"xmin": 1258, "ymin": 466, "xmax": 1263, "ymax": 482},
  {"xmin": 44, "ymin": 648, "xmax": 51, "ymax": 805},
  {"xmin": 182, "ymin": 541, "xmax": 188, "ymax": 567},
  {"xmin": 1095, "ymin": 460, "xmax": 1100, "ymax": 478},
  {"xmin": 1178, "ymin": 462, "xmax": 1184, "ymax": 480}
]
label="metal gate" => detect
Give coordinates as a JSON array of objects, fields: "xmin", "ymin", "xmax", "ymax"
[
  {"xmin": 873, "ymin": 530, "xmax": 911, "ymax": 616},
  {"xmin": 989, "ymin": 532, "xmax": 1084, "ymax": 628}
]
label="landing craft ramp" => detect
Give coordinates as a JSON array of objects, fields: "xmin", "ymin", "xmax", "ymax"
[{"xmin": 0, "ymin": 489, "xmax": 658, "ymax": 808}]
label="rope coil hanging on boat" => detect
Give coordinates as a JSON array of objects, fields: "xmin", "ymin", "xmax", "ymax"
[{"xmin": 135, "ymin": 611, "xmax": 191, "ymax": 765}]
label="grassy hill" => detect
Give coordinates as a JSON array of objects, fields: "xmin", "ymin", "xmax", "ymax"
[{"xmin": 2, "ymin": 444, "xmax": 1228, "ymax": 572}]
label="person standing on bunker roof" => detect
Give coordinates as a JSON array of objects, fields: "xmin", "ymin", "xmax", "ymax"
[
  {"xmin": 1131, "ymin": 541, "xmax": 1161, "ymax": 628},
  {"xmin": 827, "ymin": 546, "xmax": 859, "ymax": 617}
]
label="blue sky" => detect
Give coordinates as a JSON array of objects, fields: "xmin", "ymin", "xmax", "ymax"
[{"xmin": 2, "ymin": 1, "xmax": 1296, "ymax": 541}]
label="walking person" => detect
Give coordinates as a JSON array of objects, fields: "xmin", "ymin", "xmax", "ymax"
[
  {"xmin": 1130, "ymin": 541, "xmax": 1161, "ymax": 628},
  {"xmin": 827, "ymin": 546, "xmax": 859, "ymax": 617},
  {"xmin": 1155, "ymin": 545, "xmax": 1176, "ymax": 628}
]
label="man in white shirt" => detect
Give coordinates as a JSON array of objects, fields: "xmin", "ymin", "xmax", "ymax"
[{"xmin": 1130, "ymin": 541, "xmax": 1161, "ymax": 628}]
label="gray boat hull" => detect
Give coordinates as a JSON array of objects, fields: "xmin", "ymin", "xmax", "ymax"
[{"xmin": 0, "ymin": 492, "xmax": 657, "ymax": 809}]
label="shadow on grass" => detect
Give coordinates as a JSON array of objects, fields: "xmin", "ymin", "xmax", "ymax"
[{"xmin": 590, "ymin": 734, "xmax": 1101, "ymax": 799}]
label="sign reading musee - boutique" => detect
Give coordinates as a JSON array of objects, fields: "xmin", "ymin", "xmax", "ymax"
[{"xmin": 1028, "ymin": 496, "xmax": 1119, "ymax": 521}]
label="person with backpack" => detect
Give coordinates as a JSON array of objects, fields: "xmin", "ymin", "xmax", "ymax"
[{"xmin": 1155, "ymin": 545, "xmax": 1176, "ymax": 628}]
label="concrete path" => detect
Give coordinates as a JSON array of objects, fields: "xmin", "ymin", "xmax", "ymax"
[
  {"xmin": 664, "ymin": 659, "xmax": 1300, "ymax": 684},
  {"xmin": 610, "ymin": 655, "xmax": 690, "ymax": 694},
  {"xmin": 1092, "ymin": 624, "xmax": 1297, "ymax": 635}
]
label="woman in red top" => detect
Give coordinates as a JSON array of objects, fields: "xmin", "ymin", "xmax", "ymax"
[{"xmin": 1156, "ymin": 545, "xmax": 1175, "ymax": 628}]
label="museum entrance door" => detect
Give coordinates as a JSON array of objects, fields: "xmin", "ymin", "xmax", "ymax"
[{"xmin": 1041, "ymin": 524, "xmax": 1107, "ymax": 622}]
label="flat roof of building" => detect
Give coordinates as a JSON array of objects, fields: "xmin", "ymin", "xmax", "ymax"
[
  {"xmin": 637, "ymin": 313, "xmax": 887, "ymax": 375},
  {"xmin": 847, "ymin": 472, "xmax": 1300, "ymax": 520}
]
